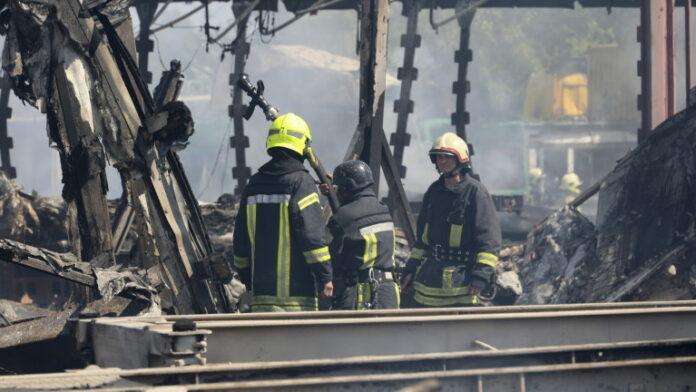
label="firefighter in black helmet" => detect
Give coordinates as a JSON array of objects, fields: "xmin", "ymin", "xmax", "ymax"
[
  {"xmin": 400, "ymin": 132, "xmax": 501, "ymax": 307},
  {"xmin": 324, "ymin": 160, "xmax": 399, "ymax": 310},
  {"xmin": 232, "ymin": 113, "xmax": 333, "ymax": 312}
]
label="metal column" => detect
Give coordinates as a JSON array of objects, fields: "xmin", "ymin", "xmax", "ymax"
[
  {"xmin": 451, "ymin": 2, "xmax": 476, "ymax": 142},
  {"xmin": 637, "ymin": 0, "xmax": 673, "ymax": 142},
  {"xmin": 135, "ymin": 2, "xmax": 157, "ymax": 84},
  {"xmin": 686, "ymin": 0, "xmax": 692, "ymax": 100},
  {"xmin": 229, "ymin": 3, "xmax": 252, "ymax": 196},
  {"xmin": 666, "ymin": 0, "xmax": 675, "ymax": 115},
  {"xmin": 390, "ymin": 0, "xmax": 422, "ymax": 179},
  {"xmin": 0, "ymin": 74, "xmax": 16, "ymax": 179}
]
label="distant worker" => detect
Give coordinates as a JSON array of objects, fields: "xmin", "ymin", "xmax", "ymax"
[
  {"xmin": 559, "ymin": 172, "xmax": 582, "ymax": 205},
  {"xmin": 233, "ymin": 113, "xmax": 333, "ymax": 312},
  {"xmin": 527, "ymin": 167, "xmax": 547, "ymax": 206},
  {"xmin": 324, "ymin": 160, "xmax": 399, "ymax": 310},
  {"xmin": 401, "ymin": 132, "xmax": 502, "ymax": 307}
]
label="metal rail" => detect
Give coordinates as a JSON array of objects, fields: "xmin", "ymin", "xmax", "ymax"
[
  {"xmin": 80, "ymin": 301, "xmax": 696, "ymax": 366},
  {"xmin": 140, "ymin": 356, "xmax": 696, "ymax": 391},
  {"xmin": 8, "ymin": 355, "xmax": 696, "ymax": 391},
  {"xmin": 3, "ymin": 338, "xmax": 696, "ymax": 390},
  {"xmin": 145, "ymin": 299, "xmax": 696, "ymax": 321}
]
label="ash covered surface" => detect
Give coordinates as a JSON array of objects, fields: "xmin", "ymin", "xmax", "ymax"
[
  {"xmin": 200, "ymin": 193, "xmax": 238, "ymax": 258},
  {"xmin": 515, "ymin": 207, "xmax": 595, "ymax": 304},
  {"xmin": 0, "ymin": 305, "xmax": 71, "ymax": 349},
  {"xmin": 0, "ymin": 173, "xmax": 68, "ymax": 251},
  {"xmin": 0, "ymin": 185, "xmax": 242, "ymax": 315},
  {"xmin": 513, "ymin": 104, "xmax": 696, "ymax": 304},
  {"xmin": 0, "ymin": 299, "xmax": 48, "ymax": 327}
]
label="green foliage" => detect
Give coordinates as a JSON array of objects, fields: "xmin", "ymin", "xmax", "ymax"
[
  {"xmin": 474, "ymin": 9, "xmax": 618, "ymax": 119},
  {"xmin": 425, "ymin": 8, "xmax": 626, "ymax": 120}
]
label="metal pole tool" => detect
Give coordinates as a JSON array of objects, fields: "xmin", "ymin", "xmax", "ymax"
[{"xmin": 237, "ymin": 74, "xmax": 340, "ymax": 213}]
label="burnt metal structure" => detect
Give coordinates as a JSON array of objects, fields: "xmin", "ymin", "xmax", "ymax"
[
  {"xmin": 637, "ymin": 0, "xmax": 677, "ymax": 142},
  {"xmin": 1, "ymin": 0, "xmax": 242, "ymax": 314},
  {"xmin": 357, "ymin": 0, "xmax": 390, "ymax": 192},
  {"xmin": 228, "ymin": 4, "xmax": 253, "ymax": 195},
  {"xmin": 688, "ymin": 0, "xmax": 693, "ymax": 100},
  {"xmin": 135, "ymin": 2, "xmax": 158, "ymax": 84},
  {"xmin": 351, "ymin": 0, "xmax": 417, "ymax": 243},
  {"xmin": 52, "ymin": 60, "xmax": 115, "ymax": 263},
  {"xmin": 452, "ymin": 2, "xmax": 475, "ymax": 142},
  {"xmin": 132, "ymin": 1, "xmax": 694, "ymax": 163},
  {"xmin": 0, "ymin": 0, "xmax": 687, "ymax": 197},
  {"xmin": 390, "ymin": 0, "xmax": 421, "ymax": 178},
  {"xmin": 124, "ymin": 0, "xmax": 695, "ymax": 246},
  {"xmin": 0, "ymin": 74, "xmax": 15, "ymax": 179}
]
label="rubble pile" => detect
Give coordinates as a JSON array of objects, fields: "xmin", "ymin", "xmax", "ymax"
[
  {"xmin": 0, "ymin": 299, "xmax": 48, "ymax": 328},
  {"xmin": 0, "ymin": 172, "xmax": 68, "ymax": 251},
  {"xmin": 495, "ymin": 243, "xmax": 524, "ymax": 304},
  {"xmin": 200, "ymin": 194, "xmax": 238, "ymax": 258},
  {"xmin": 0, "ymin": 175, "xmax": 243, "ymax": 316},
  {"xmin": 515, "ymin": 104, "xmax": 696, "ymax": 304},
  {"xmin": 0, "ymin": 238, "xmax": 161, "ymax": 315},
  {"xmin": 515, "ymin": 207, "xmax": 595, "ymax": 304}
]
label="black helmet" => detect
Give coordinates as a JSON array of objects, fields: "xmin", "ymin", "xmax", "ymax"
[{"xmin": 333, "ymin": 160, "xmax": 375, "ymax": 194}]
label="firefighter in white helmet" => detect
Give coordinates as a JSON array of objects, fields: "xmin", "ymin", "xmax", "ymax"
[{"xmin": 400, "ymin": 132, "xmax": 502, "ymax": 307}]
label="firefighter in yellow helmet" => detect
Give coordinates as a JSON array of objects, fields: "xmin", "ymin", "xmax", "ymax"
[
  {"xmin": 559, "ymin": 172, "xmax": 582, "ymax": 205},
  {"xmin": 232, "ymin": 113, "xmax": 333, "ymax": 312},
  {"xmin": 400, "ymin": 132, "xmax": 502, "ymax": 307}
]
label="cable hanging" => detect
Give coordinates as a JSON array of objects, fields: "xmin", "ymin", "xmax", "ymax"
[
  {"xmin": 151, "ymin": 4, "xmax": 205, "ymax": 33},
  {"xmin": 429, "ymin": 0, "xmax": 489, "ymax": 32},
  {"xmin": 260, "ymin": 0, "xmax": 345, "ymax": 37},
  {"xmin": 210, "ymin": 0, "xmax": 261, "ymax": 44}
]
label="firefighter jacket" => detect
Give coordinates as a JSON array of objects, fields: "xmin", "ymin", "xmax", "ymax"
[
  {"xmin": 405, "ymin": 173, "xmax": 501, "ymax": 307},
  {"xmin": 232, "ymin": 152, "xmax": 332, "ymax": 312},
  {"xmin": 328, "ymin": 188, "xmax": 399, "ymax": 309}
]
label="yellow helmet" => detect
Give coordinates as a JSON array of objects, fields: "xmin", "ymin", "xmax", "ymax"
[
  {"xmin": 528, "ymin": 167, "xmax": 543, "ymax": 180},
  {"xmin": 429, "ymin": 132, "xmax": 470, "ymax": 164},
  {"xmin": 266, "ymin": 113, "xmax": 312, "ymax": 156},
  {"xmin": 560, "ymin": 172, "xmax": 582, "ymax": 191}
]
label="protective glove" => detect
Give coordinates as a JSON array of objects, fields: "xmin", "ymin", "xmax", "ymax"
[{"xmin": 470, "ymin": 267, "xmax": 496, "ymax": 300}]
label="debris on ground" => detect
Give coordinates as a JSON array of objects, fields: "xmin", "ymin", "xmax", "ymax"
[
  {"xmin": 514, "ymin": 103, "xmax": 696, "ymax": 304},
  {"xmin": 0, "ymin": 238, "xmax": 161, "ymax": 316}
]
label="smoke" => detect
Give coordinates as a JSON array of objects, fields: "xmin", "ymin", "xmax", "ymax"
[{"xmin": 4, "ymin": 3, "xmax": 688, "ymax": 207}]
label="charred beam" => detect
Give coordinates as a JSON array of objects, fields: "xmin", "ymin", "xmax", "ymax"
[
  {"xmin": 451, "ymin": 1, "xmax": 475, "ymax": 142},
  {"xmin": 390, "ymin": 0, "xmax": 421, "ymax": 179},
  {"xmin": 135, "ymin": 2, "xmax": 158, "ymax": 84},
  {"xmin": 52, "ymin": 67, "xmax": 115, "ymax": 264},
  {"xmin": 0, "ymin": 239, "xmax": 96, "ymax": 287},
  {"xmin": 229, "ymin": 3, "xmax": 252, "ymax": 195},
  {"xmin": 357, "ymin": 0, "xmax": 389, "ymax": 192},
  {"xmin": 0, "ymin": 74, "xmax": 15, "ymax": 179},
  {"xmin": 4, "ymin": 0, "xmax": 232, "ymax": 313},
  {"xmin": 637, "ymin": 0, "xmax": 673, "ymax": 142}
]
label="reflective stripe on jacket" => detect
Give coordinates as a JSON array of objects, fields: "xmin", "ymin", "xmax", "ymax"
[
  {"xmin": 405, "ymin": 173, "xmax": 501, "ymax": 307},
  {"xmin": 233, "ymin": 154, "xmax": 332, "ymax": 312},
  {"xmin": 329, "ymin": 189, "xmax": 398, "ymax": 310}
]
